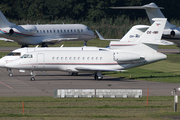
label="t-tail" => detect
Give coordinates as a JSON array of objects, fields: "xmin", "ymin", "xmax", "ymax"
[
  {"xmin": 0, "ymin": 10, "xmax": 16, "ymax": 28},
  {"xmin": 136, "ymin": 18, "xmax": 167, "ymax": 50},
  {"xmin": 110, "ymin": 3, "xmax": 175, "ymax": 29}
]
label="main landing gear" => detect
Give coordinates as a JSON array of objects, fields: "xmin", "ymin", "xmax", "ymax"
[
  {"xmin": 94, "ymin": 71, "xmax": 103, "ymax": 80},
  {"xmin": 8, "ymin": 68, "xmax": 13, "ymax": 77},
  {"xmin": 30, "ymin": 70, "xmax": 36, "ymax": 81},
  {"xmin": 69, "ymin": 72, "xmax": 78, "ymax": 76}
]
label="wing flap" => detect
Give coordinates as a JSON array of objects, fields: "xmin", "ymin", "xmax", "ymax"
[{"xmin": 75, "ymin": 67, "xmax": 126, "ymax": 72}]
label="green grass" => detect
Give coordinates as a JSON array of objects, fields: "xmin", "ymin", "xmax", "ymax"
[
  {"xmin": 0, "ymin": 96, "xmax": 179, "ymax": 120},
  {"xmin": 0, "ymin": 38, "xmax": 179, "ymax": 49}
]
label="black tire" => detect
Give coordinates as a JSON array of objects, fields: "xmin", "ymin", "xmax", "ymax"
[{"xmin": 30, "ymin": 77, "xmax": 35, "ymax": 81}]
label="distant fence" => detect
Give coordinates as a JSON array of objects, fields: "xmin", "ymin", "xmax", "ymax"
[{"xmin": 54, "ymin": 89, "xmax": 142, "ymax": 98}]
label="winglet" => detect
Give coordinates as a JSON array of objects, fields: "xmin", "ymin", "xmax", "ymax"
[
  {"xmin": 95, "ymin": 30, "xmax": 105, "ymax": 40},
  {"xmin": 95, "ymin": 30, "xmax": 120, "ymax": 41}
]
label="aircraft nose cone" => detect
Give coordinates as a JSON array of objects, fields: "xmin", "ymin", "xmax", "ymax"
[{"xmin": 0, "ymin": 59, "xmax": 6, "ymax": 67}]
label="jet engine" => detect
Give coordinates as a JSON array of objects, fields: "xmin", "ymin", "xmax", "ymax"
[
  {"xmin": 113, "ymin": 52, "xmax": 141, "ymax": 61},
  {"xmin": 170, "ymin": 30, "xmax": 175, "ymax": 37},
  {"xmin": 2, "ymin": 25, "xmax": 37, "ymax": 36}
]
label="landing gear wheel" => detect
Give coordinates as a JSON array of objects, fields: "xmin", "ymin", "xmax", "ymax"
[
  {"xmin": 9, "ymin": 73, "xmax": 13, "ymax": 77},
  {"xmin": 72, "ymin": 72, "xmax": 78, "ymax": 76},
  {"xmin": 30, "ymin": 77, "xmax": 35, "ymax": 81},
  {"xmin": 94, "ymin": 74, "xmax": 98, "ymax": 80}
]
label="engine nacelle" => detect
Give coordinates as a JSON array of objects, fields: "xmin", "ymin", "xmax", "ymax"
[
  {"xmin": 170, "ymin": 30, "xmax": 175, "ymax": 36},
  {"xmin": 113, "ymin": 52, "xmax": 141, "ymax": 61},
  {"xmin": 2, "ymin": 25, "xmax": 37, "ymax": 36}
]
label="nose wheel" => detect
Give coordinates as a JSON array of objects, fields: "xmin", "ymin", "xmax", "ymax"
[
  {"xmin": 8, "ymin": 69, "xmax": 13, "ymax": 77},
  {"xmin": 30, "ymin": 77, "xmax": 35, "ymax": 81},
  {"xmin": 30, "ymin": 70, "xmax": 36, "ymax": 81}
]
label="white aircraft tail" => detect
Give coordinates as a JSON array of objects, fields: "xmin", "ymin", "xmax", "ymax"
[
  {"xmin": 120, "ymin": 25, "xmax": 149, "ymax": 42},
  {"xmin": 0, "ymin": 10, "xmax": 16, "ymax": 28},
  {"xmin": 110, "ymin": 3, "xmax": 176, "ymax": 29},
  {"xmin": 95, "ymin": 25, "xmax": 149, "ymax": 42},
  {"xmin": 137, "ymin": 18, "xmax": 167, "ymax": 44}
]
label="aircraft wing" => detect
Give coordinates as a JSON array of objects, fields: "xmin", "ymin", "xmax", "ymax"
[
  {"xmin": 42, "ymin": 38, "xmax": 79, "ymax": 43},
  {"xmin": 95, "ymin": 30, "xmax": 121, "ymax": 41},
  {"xmin": 75, "ymin": 67, "xmax": 126, "ymax": 72}
]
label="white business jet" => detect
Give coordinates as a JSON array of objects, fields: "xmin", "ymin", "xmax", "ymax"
[
  {"xmin": 110, "ymin": 3, "xmax": 180, "ymax": 46},
  {"xmin": 0, "ymin": 46, "xmax": 102, "ymax": 76},
  {"xmin": 5, "ymin": 18, "xmax": 167, "ymax": 81},
  {"xmin": 0, "ymin": 10, "xmax": 96, "ymax": 47}
]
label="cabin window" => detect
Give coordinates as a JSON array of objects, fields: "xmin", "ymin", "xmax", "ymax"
[
  {"xmin": 27, "ymin": 54, "xmax": 33, "ymax": 58},
  {"xmin": 43, "ymin": 30, "xmax": 45, "ymax": 33},
  {"xmin": 54, "ymin": 30, "xmax": 56, "ymax": 33},
  {"xmin": 91, "ymin": 57, "xmax": 94, "ymax": 60},
  {"xmin": 61, "ymin": 57, "xmax": 63, "ymax": 60},
  {"xmin": 74, "ymin": 29, "xmax": 76, "ymax": 32},
  {"xmin": 40, "ymin": 30, "xmax": 42, "ymax": 33},
  {"xmin": 64, "ymin": 30, "xmax": 66, "ymax": 32},
  {"xmin": 73, "ymin": 57, "xmax": 76, "ymax": 60},
  {"xmin": 37, "ymin": 30, "xmax": 39, "ymax": 33},
  {"xmin": 52, "ymin": 57, "xmax": 54, "ymax": 60},
  {"xmin": 57, "ymin": 57, "xmax": 59, "ymax": 60},
  {"xmin": 71, "ymin": 29, "xmax": 73, "ymax": 32},
  {"xmin": 65, "ymin": 57, "xmax": 67, "ymax": 60},
  {"xmin": 67, "ymin": 30, "xmax": 69, "ymax": 32},
  {"xmin": 69, "ymin": 57, "xmax": 71, "ymax": 60},
  {"xmin": 82, "ymin": 57, "xmax": 85, "ymax": 60},
  {"xmin": 50, "ymin": 30, "xmax": 52, "ymax": 33},
  {"xmin": 87, "ymin": 57, "xmax": 89, "ymax": 60},
  {"xmin": 47, "ymin": 30, "xmax": 49, "ymax": 33},
  {"xmin": 61, "ymin": 30, "xmax": 63, "ymax": 32},
  {"xmin": 100, "ymin": 57, "xmax": 102, "ymax": 60},
  {"xmin": 78, "ymin": 57, "xmax": 80, "ymax": 60},
  {"xmin": 57, "ymin": 30, "xmax": 59, "ymax": 33},
  {"xmin": 81, "ymin": 29, "xmax": 83, "ymax": 32},
  {"xmin": 87, "ymin": 27, "xmax": 90, "ymax": 30},
  {"xmin": 96, "ymin": 57, "xmax": 98, "ymax": 60}
]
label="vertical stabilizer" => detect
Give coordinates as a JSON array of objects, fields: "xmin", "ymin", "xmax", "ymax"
[
  {"xmin": 0, "ymin": 10, "xmax": 16, "ymax": 28},
  {"xmin": 120, "ymin": 25, "xmax": 149, "ymax": 42},
  {"xmin": 110, "ymin": 3, "xmax": 176, "ymax": 29},
  {"xmin": 137, "ymin": 18, "xmax": 167, "ymax": 43}
]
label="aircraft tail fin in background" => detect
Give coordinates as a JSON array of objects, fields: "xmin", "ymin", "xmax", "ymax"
[
  {"xmin": 120, "ymin": 25, "xmax": 149, "ymax": 42},
  {"xmin": 95, "ymin": 30, "xmax": 120, "ymax": 41},
  {"xmin": 0, "ymin": 10, "xmax": 16, "ymax": 28},
  {"xmin": 137, "ymin": 18, "xmax": 167, "ymax": 44},
  {"xmin": 110, "ymin": 3, "xmax": 176, "ymax": 29}
]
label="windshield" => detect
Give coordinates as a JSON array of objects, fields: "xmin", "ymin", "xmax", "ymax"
[{"xmin": 20, "ymin": 54, "xmax": 33, "ymax": 58}]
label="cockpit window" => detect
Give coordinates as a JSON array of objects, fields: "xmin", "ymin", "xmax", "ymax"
[
  {"xmin": 7, "ymin": 52, "xmax": 21, "ymax": 56},
  {"xmin": 21, "ymin": 54, "xmax": 33, "ymax": 58},
  {"xmin": 87, "ymin": 27, "xmax": 91, "ymax": 30}
]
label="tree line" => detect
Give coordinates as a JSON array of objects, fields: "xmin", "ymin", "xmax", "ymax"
[{"xmin": 1, "ymin": 0, "xmax": 180, "ymax": 22}]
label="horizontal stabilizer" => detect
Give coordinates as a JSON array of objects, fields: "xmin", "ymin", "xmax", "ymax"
[
  {"xmin": 95, "ymin": 30, "xmax": 120, "ymax": 41},
  {"xmin": 0, "ymin": 38, "xmax": 14, "ymax": 42},
  {"xmin": 142, "ymin": 40, "xmax": 174, "ymax": 45},
  {"xmin": 110, "ymin": 3, "xmax": 176, "ymax": 29}
]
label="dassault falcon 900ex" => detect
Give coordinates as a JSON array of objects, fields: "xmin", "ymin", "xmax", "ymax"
[
  {"xmin": 0, "ymin": 10, "xmax": 96, "ymax": 47},
  {"xmin": 5, "ymin": 18, "xmax": 167, "ymax": 81}
]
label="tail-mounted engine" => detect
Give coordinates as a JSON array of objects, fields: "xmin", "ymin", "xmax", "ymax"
[
  {"xmin": 2, "ymin": 25, "xmax": 37, "ymax": 36},
  {"xmin": 113, "ymin": 52, "xmax": 141, "ymax": 61}
]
